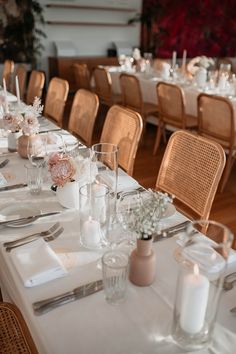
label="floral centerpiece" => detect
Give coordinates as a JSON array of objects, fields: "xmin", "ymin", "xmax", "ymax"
[
  {"xmin": 17, "ymin": 97, "xmax": 43, "ymax": 158},
  {"xmin": 187, "ymin": 56, "xmax": 215, "ymax": 76},
  {"xmin": 48, "ymin": 152, "xmax": 79, "ymax": 209},
  {"xmin": 3, "ymin": 112, "xmax": 23, "ymax": 133},
  {"xmin": 48, "ymin": 152, "xmax": 76, "ymax": 187},
  {"xmin": 131, "ymin": 189, "xmax": 174, "ymax": 239},
  {"xmin": 20, "ymin": 97, "xmax": 43, "ymax": 136}
]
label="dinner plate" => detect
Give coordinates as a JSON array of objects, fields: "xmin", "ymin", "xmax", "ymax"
[{"xmin": 0, "ymin": 204, "xmax": 40, "ymax": 227}]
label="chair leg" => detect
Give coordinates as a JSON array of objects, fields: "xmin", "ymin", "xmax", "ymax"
[
  {"xmin": 153, "ymin": 123, "xmax": 163, "ymax": 155},
  {"xmin": 219, "ymin": 155, "xmax": 235, "ymax": 192}
]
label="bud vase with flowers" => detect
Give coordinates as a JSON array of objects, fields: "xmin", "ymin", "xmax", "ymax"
[
  {"xmin": 48, "ymin": 152, "xmax": 79, "ymax": 209},
  {"xmin": 17, "ymin": 97, "xmax": 43, "ymax": 158},
  {"xmin": 129, "ymin": 190, "xmax": 173, "ymax": 286},
  {"xmin": 3, "ymin": 112, "xmax": 23, "ymax": 151}
]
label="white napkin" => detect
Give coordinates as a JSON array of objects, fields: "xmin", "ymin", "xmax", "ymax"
[
  {"xmin": 100, "ymin": 169, "xmax": 140, "ymax": 193},
  {"xmin": 11, "ymin": 239, "xmax": 68, "ymax": 287}
]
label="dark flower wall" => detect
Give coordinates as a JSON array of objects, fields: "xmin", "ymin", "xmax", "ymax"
[{"xmin": 141, "ymin": 0, "xmax": 236, "ymax": 58}]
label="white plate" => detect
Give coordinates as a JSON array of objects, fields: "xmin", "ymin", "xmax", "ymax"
[
  {"xmin": 0, "ymin": 204, "xmax": 41, "ymax": 227},
  {"xmin": 162, "ymin": 203, "xmax": 176, "ymax": 219},
  {"xmin": 6, "ymin": 95, "xmax": 17, "ymax": 103}
]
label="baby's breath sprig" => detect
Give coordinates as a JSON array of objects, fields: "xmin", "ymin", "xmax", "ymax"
[{"xmin": 132, "ymin": 189, "xmax": 174, "ymax": 240}]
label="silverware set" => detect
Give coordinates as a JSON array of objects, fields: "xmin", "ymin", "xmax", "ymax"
[
  {"xmin": 33, "ymin": 279, "xmax": 103, "ymax": 315},
  {"xmin": 153, "ymin": 220, "xmax": 190, "ymax": 242},
  {"xmin": 3, "ymin": 222, "xmax": 64, "ymax": 252}
]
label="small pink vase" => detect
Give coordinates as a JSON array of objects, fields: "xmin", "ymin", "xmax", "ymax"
[
  {"xmin": 17, "ymin": 134, "xmax": 42, "ymax": 159},
  {"xmin": 129, "ymin": 238, "xmax": 156, "ymax": 286}
]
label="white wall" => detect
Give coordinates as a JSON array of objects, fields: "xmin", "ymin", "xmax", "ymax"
[{"xmin": 38, "ymin": 0, "xmax": 142, "ymax": 74}]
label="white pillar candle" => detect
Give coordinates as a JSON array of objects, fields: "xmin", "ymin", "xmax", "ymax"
[
  {"xmin": 2, "ymin": 78, "xmax": 9, "ymax": 113},
  {"xmin": 82, "ymin": 216, "xmax": 101, "ymax": 247},
  {"xmin": 91, "ymin": 183, "xmax": 107, "ymax": 223},
  {"xmin": 182, "ymin": 49, "xmax": 187, "ymax": 68},
  {"xmin": 15, "ymin": 75, "xmax": 21, "ymax": 104},
  {"xmin": 180, "ymin": 264, "xmax": 209, "ymax": 334},
  {"xmin": 172, "ymin": 51, "xmax": 177, "ymax": 68}
]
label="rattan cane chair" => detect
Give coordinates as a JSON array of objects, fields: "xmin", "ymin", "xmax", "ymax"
[
  {"xmin": 68, "ymin": 89, "xmax": 99, "ymax": 146},
  {"xmin": 100, "ymin": 105, "xmax": 143, "ymax": 176},
  {"xmin": 44, "ymin": 77, "xmax": 69, "ymax": 128},
  {"xmin": 153, "ymin": 82, "xmax": 197, "ymax": 155},
  {"xmin": 0, "ymin": 302, "xmax": 38, "ymax": 353},
  {"xmin": 2, "ymin": 60, "xmax": 14, "ymax": 90},
  {"xmin": 155, "ymin": 130, "xmax": 225, "ymax": 220},
  {"xmin": 26, "ymin": 70, "xmax": 45, "ymax": 105},
  {"xmin": 73, "ymin": 63, "xmax": 91, "ymax": 90},
  {"xmin": 198, "ymin": 93, "xmax": 236, "ymax": 192},
  {"xmin": 12, "ymin": 64, "xmax": 27, "ymax": 99},
  {"xmin": 119, "ymin": 73, "xmax": 158, "ymax": 138},
  {"xmin": 92, "ymin": 66, "xmax": 121, "ymax": 107}
]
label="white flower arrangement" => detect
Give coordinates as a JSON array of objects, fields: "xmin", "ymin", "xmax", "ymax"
[
  {"xmin": 21, "ymin": 97, "xmax": 43, "ymax": 135},
  {"xmin": 187, "ymin": 56, "xmax": 215, "ymax": 75},
  {"xmin": 131, "ymin": 189, "xmax": 174, "ymax": 239}
]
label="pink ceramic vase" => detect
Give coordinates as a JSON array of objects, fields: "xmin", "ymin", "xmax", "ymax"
[{"xmin": 129, "ymin": 238, "xmax": 156, "ymax": 286}]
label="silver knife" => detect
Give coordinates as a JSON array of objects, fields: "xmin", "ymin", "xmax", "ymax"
[
  {"xmin": 153, "ymin": 220, "xmax": 190, "ymax": 242},
  {"xmin": 33, "ymin": 280, "xmax": 103, "ymax": 315},
  {"xmin": 0, "ymin": 183, "xmax": 27, "ymax": 192},
  {"xmin": 0, "ymin": 211, "xmax": 61, "ymax": 226}
]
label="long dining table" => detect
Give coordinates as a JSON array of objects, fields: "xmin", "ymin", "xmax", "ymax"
[
  {"xmin": 108, "ymin": 66, "xmax": 236, "ymax": 125},
  {"xmin": 0, "ymin": 101, "xmax": 236, "ymax": 354}
]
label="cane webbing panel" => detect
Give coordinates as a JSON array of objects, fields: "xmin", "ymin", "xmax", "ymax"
[
  {"xmin": 156, "ymin": 131, "xmax": 225, "ymax": 220},
  {"xmin": 0, "ymin": 302, "xmax": 38, "ymax": 354},
  {"xmin": 100, "ymin": 105, "xmax": 143, "ymax": 176}
]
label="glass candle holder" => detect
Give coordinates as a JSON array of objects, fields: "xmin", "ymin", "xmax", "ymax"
[
  {"xmin": 79, "ymin": 182, "xmax": 110, "ymax": 250},
  {"xmin": 172, "ymin": 220, "xmax": 233, "ymax": 351}
]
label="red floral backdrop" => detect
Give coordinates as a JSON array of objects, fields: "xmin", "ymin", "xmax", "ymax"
[{"xmin": 140, "ymin": 0, "xmax": 236, "ymax": 58}]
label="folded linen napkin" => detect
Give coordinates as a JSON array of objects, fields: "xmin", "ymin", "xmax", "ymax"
[
  {"xmin": 99, "ymin": 169, "xmax": 140, "ymax": 193},
  {"xmin": 11, "ymin": 238, "xmax": 68, "ymax": 287}
]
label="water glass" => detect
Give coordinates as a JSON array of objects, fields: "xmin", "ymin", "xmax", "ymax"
[
  {"xmin": 27, "ymin": 135, "xmax": 47, "ymax": 167},
  {"xmin": 172, "ymin": 220, "xmax": 233, "ymax": 351},
  {"xmin": 102, "ymin": 250, "xmax": 129, "ymax": 304},
  {"xmin": 79, "ymin": 182, "xmax": 110, "ymax": 249},
  {"xmin": 25, "ymin": 163, "xmax": 43, "ymax": 195},
  {"xmin": 91, "ymin": 143, "xmax": 118, "ymax": 222}
]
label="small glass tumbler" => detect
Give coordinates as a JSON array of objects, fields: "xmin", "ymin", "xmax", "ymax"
[
  {"xmin": 79, "ymin": 182, "xmax": 110, "ymax": 249},
  {"xmin": 102, "ymin": 249, "xmax": 129, "ymax": 305},
  {"xmin": 172, "ymin": 220, "xmax": 233, "ymax": 351},
  {"xmin": 25, "ymin": 163, "xmax": 43, "ymax": 195}
]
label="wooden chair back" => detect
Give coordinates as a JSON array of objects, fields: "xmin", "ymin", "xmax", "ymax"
[
  {"xmin": 100, "ymin": 105, "xmax": 143, "ymax": 175},
  {"xmin": 156, "ymin": 130, "xmax": 226, "ymax": 220},
  {"xmin": 157, "ymin": 81, "xmax": 185, "ymax": 128},
  {"xmin": 198, "ymin": 93, "xmax": 235, "ymax": 191},
  {"xmin": 119, "ymin": 73, "xmax": 142, "ymax": 113},
  {"xmin": 92, "ymin": 67, "xmax": 113, "ymax": 106},
  {"xmin": 73, "ymin": 63, "xmax": 91, "ymax": 90},
  {"xmin": 0, "ymin": 302, "xmax": 38, "ymax": 353},
  {"xmin": 44, "ymin": 77, "xmax": 69, "ymax": 127},
  {"xmin": 12, "ymin": 64, "xmax": 27, "ymax": 99},
  {"xmin": 2, "ymin": 60, "xmax": 14, "ymax": 89},
  {"xmin": 26, "ymin": 70, "xmax": 45, "ymax": 105},
  {"xmin": 68, "ymin": 89, "xmax": 99, "ymax": 146}
]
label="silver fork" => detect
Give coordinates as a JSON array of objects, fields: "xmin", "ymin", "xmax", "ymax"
[
  {"xmin": 5, "ymin": 226, "xmax": 64, "ymax": 252},
  {"xmin": 3, "ymin": 222, "xmax": 60, "ymax": 248}
]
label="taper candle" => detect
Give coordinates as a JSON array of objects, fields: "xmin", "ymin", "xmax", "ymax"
[{"xmin": 15, "ymin": 75, "xmax": 20, "ymax": 104}]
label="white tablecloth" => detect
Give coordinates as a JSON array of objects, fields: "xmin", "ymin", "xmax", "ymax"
[
  {"xmin": 0, "ymin": 126, "xmax": 235, "ymax": 354},
  {"xmin": 109, "ymin": 68, "xmax": 236, "ymax": 125}
]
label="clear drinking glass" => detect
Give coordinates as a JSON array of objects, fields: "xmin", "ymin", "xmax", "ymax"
[
  {"xmin": 102, "ymin": 249, "xmax": 129, "ymax": 304},
  {"xmin": 25, "ymin": 163, "xmax": 43, "ymax": 195},
  {"xmin": 79, "ymin": 182, "xmax": 110, "ymax": 250},
  {"xmin": 172, "ymin": 220, "xmax": 233, "ymax": 351},
  {"xmin": 91, "ymin": 142, "xmax": 118, "ymax": 212},
  {"xmin": 27, "ymin": 135, "xmax": 47, "ymax": 167}
]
